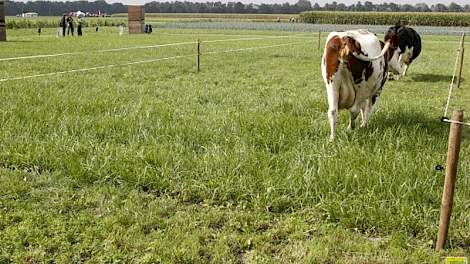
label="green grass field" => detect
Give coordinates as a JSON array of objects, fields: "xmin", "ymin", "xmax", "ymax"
[{"xmin": 0, "ymin": 27, "xmax": 469, "ymax": 263}]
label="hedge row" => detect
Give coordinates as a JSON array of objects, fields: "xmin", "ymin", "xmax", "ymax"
[
  {"xmin": 299, "ymin": 11, "xmax": 470, "ymax": 27},
  {"xmin": 5, "ymin": 17, "xmax": 127, "ymax": 29}
]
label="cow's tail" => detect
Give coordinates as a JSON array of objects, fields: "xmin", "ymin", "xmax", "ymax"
[{"xmin": 352, "ymin": 41, "xmax": 391, "ymax": 62}]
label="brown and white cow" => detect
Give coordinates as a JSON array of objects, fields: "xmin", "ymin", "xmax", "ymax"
[{"xmin": 321, "ymin": 29, "xmax": 398, "ymax": 141}]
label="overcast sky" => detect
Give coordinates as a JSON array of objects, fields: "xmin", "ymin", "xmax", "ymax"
[{"xmin": 16, "ymin": 0, "xmax": 469, "ymax": 5}]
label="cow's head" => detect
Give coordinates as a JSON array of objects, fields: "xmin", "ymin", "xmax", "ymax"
[
  {"xmin": 380, "ymin": 40, "xmax": 402, "ymax": 75},
  {"xmin": 385, "ymin": 24, "xmax": 401, "ymax": 51},
  {"xmin": 384, "ymin": 25, "xmax": 402, "ymax": 74}
]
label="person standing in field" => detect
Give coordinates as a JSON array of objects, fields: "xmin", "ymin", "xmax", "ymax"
[
  {"xmin": 67, "ymin": 15, "xmax": 74, "ymax": 36},
  {"xmin": 77, "ymin": 17, "xmax": 83, "ymax": 36},
  {"xmin": 118, "ymin": 24, "xmax": 124, "ymax": 36},
  {"xmin": 66, "ymin": 15, "xmax": 70, "ymax": 35},
  {"xmin": 60, "ymin": 15, "xmax": 66, "ymax": 37}
]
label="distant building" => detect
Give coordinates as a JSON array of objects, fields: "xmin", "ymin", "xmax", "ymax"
[
  {"xmin": 76, "ymin": 11, "xmax": 85, "ymax": 18},
  {"xmin": 68, "ymin": 11, "xmax": 86, "ymax": 18},
  {"xmin": 21, "ymin": 12, "xmax": 38, "ymax": 18},
  {"xmin": 85, "ymin": 10, "xmax": 101, "ymax": 17}
]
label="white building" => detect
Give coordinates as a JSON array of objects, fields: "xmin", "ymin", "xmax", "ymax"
[{"xmin": 22, "ymin": 12, "xmax": 38, "ymax": 18}]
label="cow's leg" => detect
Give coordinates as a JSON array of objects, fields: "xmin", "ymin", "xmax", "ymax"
[
  {"xmin": 360, "ymin": 99, "xmax": 372, "ymax": 128},
  {"xmin": 326, "ymin": 83, "xmax": 339, "ymax": 141},
  {"xmin": 394, "ymin": 61, "xmax": 403, "ymax": 80},
  {"xmin": 402, "ymin": 63, "xmax": 410, "ymax": 77},
  {"xmin": 399, "ymin": 47, "xmax": 413, "ymax": 78},
  {"xmin": 348, "ymin": 105, "xmax": 360, "ymax": 130},
  {"xmin": 388, "ymin": 49, "xmax": 403, "ymax": 80},
  {"xmin": 360, "ymin": 94, "xmax": 380, "ymax": 127}
]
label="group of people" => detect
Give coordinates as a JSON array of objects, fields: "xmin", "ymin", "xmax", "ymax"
[
  {"xmin": 144, "ymin": 24, "xmax": 153, "ymax": 34},
  {"xmin": 57, "ymin": 15, "xmax": 156, "ymax": 37},
  {"xmin": 59, "ymin": 14, "xmax": 83, "ymax": 37}
]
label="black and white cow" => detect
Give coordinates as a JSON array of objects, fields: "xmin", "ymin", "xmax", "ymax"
[
  {"xmin": 385, "ymin": 24, "xmax": 422, "ymax": 78},
  {"xmin": 321, "ymin": 30, "xmax": 399, "ymax": 140}
]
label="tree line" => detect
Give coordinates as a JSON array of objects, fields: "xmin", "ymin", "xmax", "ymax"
[{"xmin": 4, "ymin": 0, "xmax": 470, "ymax": 16}]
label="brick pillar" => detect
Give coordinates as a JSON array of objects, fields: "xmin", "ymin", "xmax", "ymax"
[{"xmin": 128, "ymin": 5, "xmax": 144, "ymax": 34}]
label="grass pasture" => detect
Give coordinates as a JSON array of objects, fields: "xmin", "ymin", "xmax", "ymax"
[{"xmin": 0, "ymin": 27, "xmax": 469, "ymax": 262}]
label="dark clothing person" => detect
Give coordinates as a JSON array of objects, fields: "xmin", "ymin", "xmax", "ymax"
[
  {"xmin": 66, "ymin": 16, "xmax": 70, "ymax": 35},
  {"xmin": 69, "ymin": 24, "xmax": 74, "ymax": 36},
  {"xmin": 60, "ymin": 15, "xmax": 66, "ymax": 37},
  {"xmin": 77, "ymin": 23, "xmax": 82, "ymax": 36},
  {"xmin": 145, "ymin": 25, "xmax": 153, "ymax": 34},
  {"xmin": 67, "ymin": 16, "xmax": 74, "ymax": 36}
]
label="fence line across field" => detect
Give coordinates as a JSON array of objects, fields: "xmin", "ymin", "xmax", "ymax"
[
  {"xmin": 0, "ymin": 41, "xmax": 310, "ymax": 83},
  {"xmin": 0, "ymin": 41, "xmax": 196, "ymax": 62},
  {"xmin": 204, "ymin": 41, "xmax": 310, "ymax": 55},
  {"xmin": 0, "ymin": 34, "xmax": 314, "ymax": 62},
  {"xmin": 8, "ymin": 31, "xmax": 470, "ymax": 45},
  {"xmin": 2, "ymin": 33, "xmax": 467, "ymax": 63},
  {"xmin": 202, "ymin": 34, "xmax": 312, "ymax": 44},
  {"xmin": 0, "ymin": 54, "xmax": 194, "ymax": 82}
]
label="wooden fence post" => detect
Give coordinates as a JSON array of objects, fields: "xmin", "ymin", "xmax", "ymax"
[
  {"xmin": 196, "ymin": 39, "xmax": 200, "ymax": 73},
  {"xmin": 0, "ymin": 1, "xmax": 6, "ymax": 41},
  {"xmin": 436, "ymin": 110, "xmax": 464, "ymax": 251},
  {"xmin": 457, "ymin": 33, "xmax": 465, "ymax": 88}
]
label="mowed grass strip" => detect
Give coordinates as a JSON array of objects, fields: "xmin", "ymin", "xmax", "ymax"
[{"xmin": 0, "ymin": 28, "xmax": 469, "ymax": 262}]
